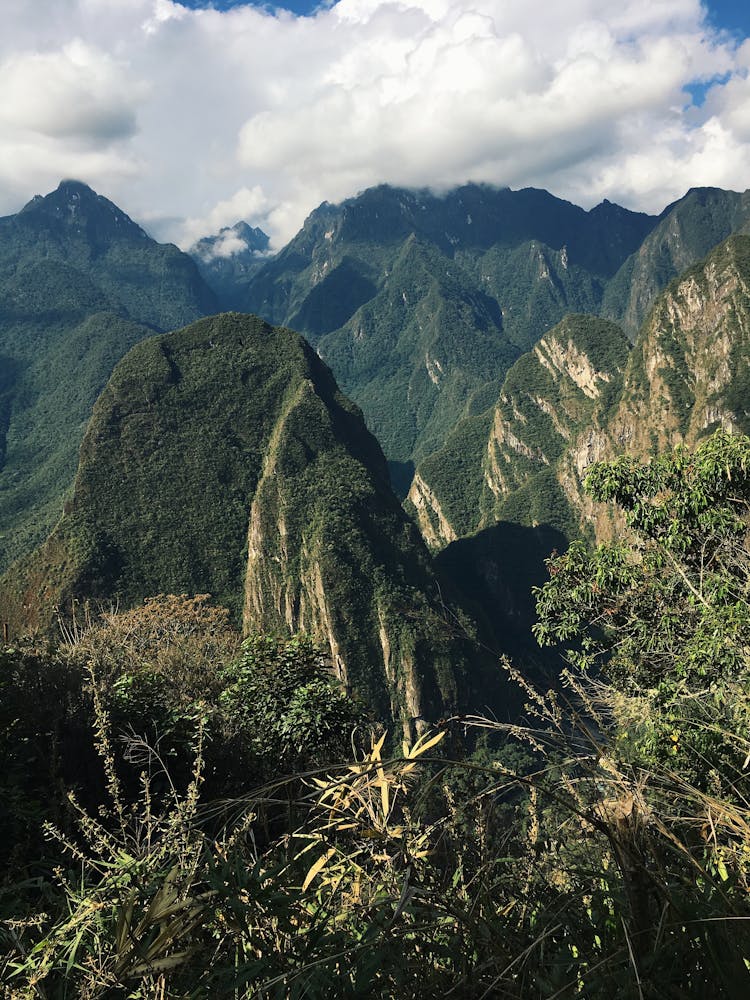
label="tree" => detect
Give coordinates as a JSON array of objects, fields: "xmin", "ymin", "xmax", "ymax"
[
  {"xmin": 218, "ymin": 633, "xmax": 369, "ymax": 773},
  {"xmin": 530, "ymin": 430, "xmax": 750, "ymax": 994},
  {"xmin": 534, "ymin": 429, "xmax": 750, "ymax": 783}
]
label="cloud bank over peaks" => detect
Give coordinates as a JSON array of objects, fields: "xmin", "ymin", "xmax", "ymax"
[
  {"xmin": 180, "ymin": 186, "xmax": 269, "ymax": 247},
  {"xmin": 0, "ymin": 0, "xmax": 748, "ymax": 249}
]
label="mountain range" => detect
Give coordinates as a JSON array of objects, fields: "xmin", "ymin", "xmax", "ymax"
[
  {"xmin": 2, "ymin": 176, "xmax": 750, "ymax": 726},
  {"xmin": 233, "ymin": 184, "xmax": 657, "ymax": 482}
]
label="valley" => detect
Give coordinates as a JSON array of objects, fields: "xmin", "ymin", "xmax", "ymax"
[
  {"xmin": 4, "ymin": 178, "xmax": 750, "ymax": 716},
  {"xmin": 3, "ymin": 176, "xmax": 750, "ymax": 998}
]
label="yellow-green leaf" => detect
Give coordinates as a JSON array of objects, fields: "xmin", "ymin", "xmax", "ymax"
[
  {"xmin": 302, "ymin": 848, "xmax": 337, "ymax": 891},
  {"xmin": 408, "ymin": 730, "xmax": 446, "ymax": 759}
]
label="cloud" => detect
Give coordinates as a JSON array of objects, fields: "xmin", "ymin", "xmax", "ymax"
[
  {"xmin": 179, "ymin": 185, "xmax": 269, "ymax": 246},
  {"xmin": 0, "ymin": 0, "xmax": 747, "ymax": 248},
  {"xmin": 195, "ymin": 229, "xmax": 254, "ymax": 261},
  {"xmin": 208, "ymin": 231, "xmax": 248, "ymax": 258},
  {"xmin": 0, "ymin": 40, "xmax": 139, "ymax": 142}
]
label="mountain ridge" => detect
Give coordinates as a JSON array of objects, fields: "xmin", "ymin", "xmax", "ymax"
[
  {"xmin": 0, "ymin": 180, "xmax": 218, "ymax": 573},
  {"xmin": 224, "ymin": 182, "xmax": 658, "ymax": 472},
  {"xmin": 410, "ymin": 232, "xmax": 750, "ymax": 554},
  {"xmin": 0, "ymin": 312, "xmax": 488, "ymax": 730}
]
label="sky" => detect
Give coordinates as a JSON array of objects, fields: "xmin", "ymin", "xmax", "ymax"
[{"xmin": 1, "ymin": 0, "xmax": 750, "ymax": 251}]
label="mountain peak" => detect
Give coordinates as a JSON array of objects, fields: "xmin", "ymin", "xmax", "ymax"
[
  {"xmin": 191, "ymin": 220, "xmax": 270, "ymax": 261},
  {"xmin": 21, "ymin": 178, "xmax": 100, "ymax": 214},
  {"xmin": 18, "ymin": 179, "xmax": 149, "ymax": 244},
  {"xmin": 57, "ymin": 178, "xmax": 97, "ymax": 196}
]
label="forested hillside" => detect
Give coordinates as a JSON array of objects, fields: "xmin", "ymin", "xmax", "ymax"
[
  {"xmin": 3, "ymin": 178, "xmax": 750, "ymax": 995},
  {"xmin": 223, "ymin": 184, "xmax": 656, "ymax": 474},
  {"xmin": 0, "ymin": 312, "xmax": 496, "ymax": 729},
  {"xmin": 0, "ymin": 181, "xmax": 217, "ymax": 573},
  {"xmin": 410, "ymin": 233, "xmax": 750, "ymax": 551},
  {"xmin": 3, "ymin": 433, "xmax": 750, "ymax": 998}
]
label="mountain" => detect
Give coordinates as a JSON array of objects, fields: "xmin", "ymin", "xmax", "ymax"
[
  {"xmin": 577, "ymin": 233, "xmax": 750, "ymax": 484},
  {"xmin": 603, "ymin": 186, "xmax": 750, "ymax": 338},
  {"xmin": 228, "ymin": 184, "xmax": 656, "ymax": 473},
  {"xmin": 0, "ymin": 312, "xmax": 486, "ymax": 729},
  {"xmin": 214, "ymin": 183, "xmax": 750, "ymax": 492},
  {"xmin": 6, "ymin": 177, "xmax": 750, "ymax": 695},
  {"xmin": 0, "ymin": 180, "xmax": 218, "ymax": 573},
  {"xmin": 404, "ymin": 235, "xmax": 750, "ymax": 656},
  {"xmin": 411, "ymin": 233, "xmax": 750, "ymax": 555},
  {"xmin": 408, "ymin": 314, "xmax": 631, "ymax": 547},
  {"xmin": 543, "ymin": 233, "xmax": 750, "ymax": 543},
  {"xmin": 5, "ymin": 180, "xmax": 216, "ymax": 328},
  {"xmin": 190, "ymin": 221, "xmax": 270, "ymax": 309}
]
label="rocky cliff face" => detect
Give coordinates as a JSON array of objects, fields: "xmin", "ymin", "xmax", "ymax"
[
  {"xmin": 599, "ymin": 236, "xmax": 750, "ymax": 449},
  {"xmin": 0, "ymin": 312, "xmax": 465, "ymax": 730},
  {"xmin": 481, "ymin": 316, "xmax": 628, "ymax": 516},
  {"xmin": 557, "ymin": 235, "xmax": 750, "ymax": 539},
  {"xmin": 410, "ymin": 235, "xmax": 750, "ymax": 552},
  {"xmin": 409, "ymin": 315, "xmax": 630, "ymax": 546},
  {"xmin": 407, "ymin": 472, "xmax": 459, "ymax": 551}
]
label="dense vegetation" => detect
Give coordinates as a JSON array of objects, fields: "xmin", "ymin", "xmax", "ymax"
[
  {"xmin": 411, "ymin": 227, "xmax": 750, "ymax": 580},
  {"xmin": 4, "ymin": 177, "xmax": 750, "ymax": 995},
  {"xmin": 0, "ymin": 312, "xmax": 492, "ymax": 728},
  {"xmin": 4, "ymin": 179, "xmax": 749, "ymax": 584},
  {"xmin": 3, "ymin": 432, "xmax": 750, "ymax": 997},
  {"xmin": 0, "ymin": 181, "xmax": 216, "ymax": 574},
  {"xmin": 602, "ymin": 186, "xmax": 750, "ymax": 337},
  {"xmin": 235, "ymin": 183, "xmax": 656, "ymax": 470},
  {"xmin": 413, "ymin": 314, "xmax": 630, "ymax": 544}
]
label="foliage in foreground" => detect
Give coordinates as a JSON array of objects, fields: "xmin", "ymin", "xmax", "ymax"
[{"xmin": 3, "ymin": 431, "xmax": 750, "ymax": 998}]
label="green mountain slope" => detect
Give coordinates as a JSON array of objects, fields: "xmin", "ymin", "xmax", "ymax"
[
  {"xmin": 405, "ymin": 235, "xmax": 750, "ymax": 656},
  {"xmin": 234, "ymin": 184, "xmax": 656, "ymax": 470},
  {"xmin": 550, "ymin": 233, "xmax": 750, "ymax": 542},
  {"xmin": 3, "ymin": 180, "xmax": 216, "ymax": 330},
  {"xmin": 0, "ymin": 313, "xmax": 479, "ymax": 728},
  {"xmin": 315, "ymin": 236, "xmax": 516, "ymax": 464},
  {"xmin": 0, "ymin": 181, "xmax": 218, "ymax": 571},
  {"xmin": 412, "ymin": 233, "xmax": 750, "ymax": 557},
  {"xmin": 590, "ymin": 233, "xmax": 750, "ymax": 450},
  {"xmin": 603, "ymin": 186, "xmax": 750, "ymax": 338}
]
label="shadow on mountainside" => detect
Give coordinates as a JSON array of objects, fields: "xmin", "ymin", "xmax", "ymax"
[{"xmin": 436, "ymin": 521, "xmax": 569, "ymax": 714}]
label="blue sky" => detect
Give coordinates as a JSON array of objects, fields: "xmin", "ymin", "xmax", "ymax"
[
  {"xmin": 176, "ymin": 0, "xmax": 322, "ymax": 14},
  {"xmin": 2, "ymin": 0, "xmax": 750, "ymax": 249},
  {"xmin": 176, "ymin": 0, "xmax": 750, "ymax": 33},
  {"xmin": 705, "ymin": 0, "xmax": 750, "ymax": 37}
]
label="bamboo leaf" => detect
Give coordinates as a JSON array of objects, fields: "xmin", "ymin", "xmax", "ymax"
[
  {"xmin": 115, "ymin": 893, "xmax": 135, "ymax": 953},
  {"xmin": 128, "ymin": 950, "xmax": 195, "ymax": 975},
  {"xmin": 408, "ymin": 730, "xmax": 446, "ymax": 759},
  {"xmin": 371, "ymin": 732, "xmax": 387, "ymax": 761},
  {"xmin": 302, "ymin": 848, "xmax": 336, "ymax": 891}
]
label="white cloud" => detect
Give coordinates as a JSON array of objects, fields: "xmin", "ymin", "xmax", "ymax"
[
  {"xmin": 0, "ymin": 0, "xmax": 747, "ymax": 248},
  {"xmin": 0, "ymin": 40, "xmax": 140, "ymax": 141},
  {"xmin": 180, "ymin": 185, "xmax": 269, "ymax": 246},
  {"xmin": 195, "ymin": 229, "xmax": 256, "ymax": 261}
]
